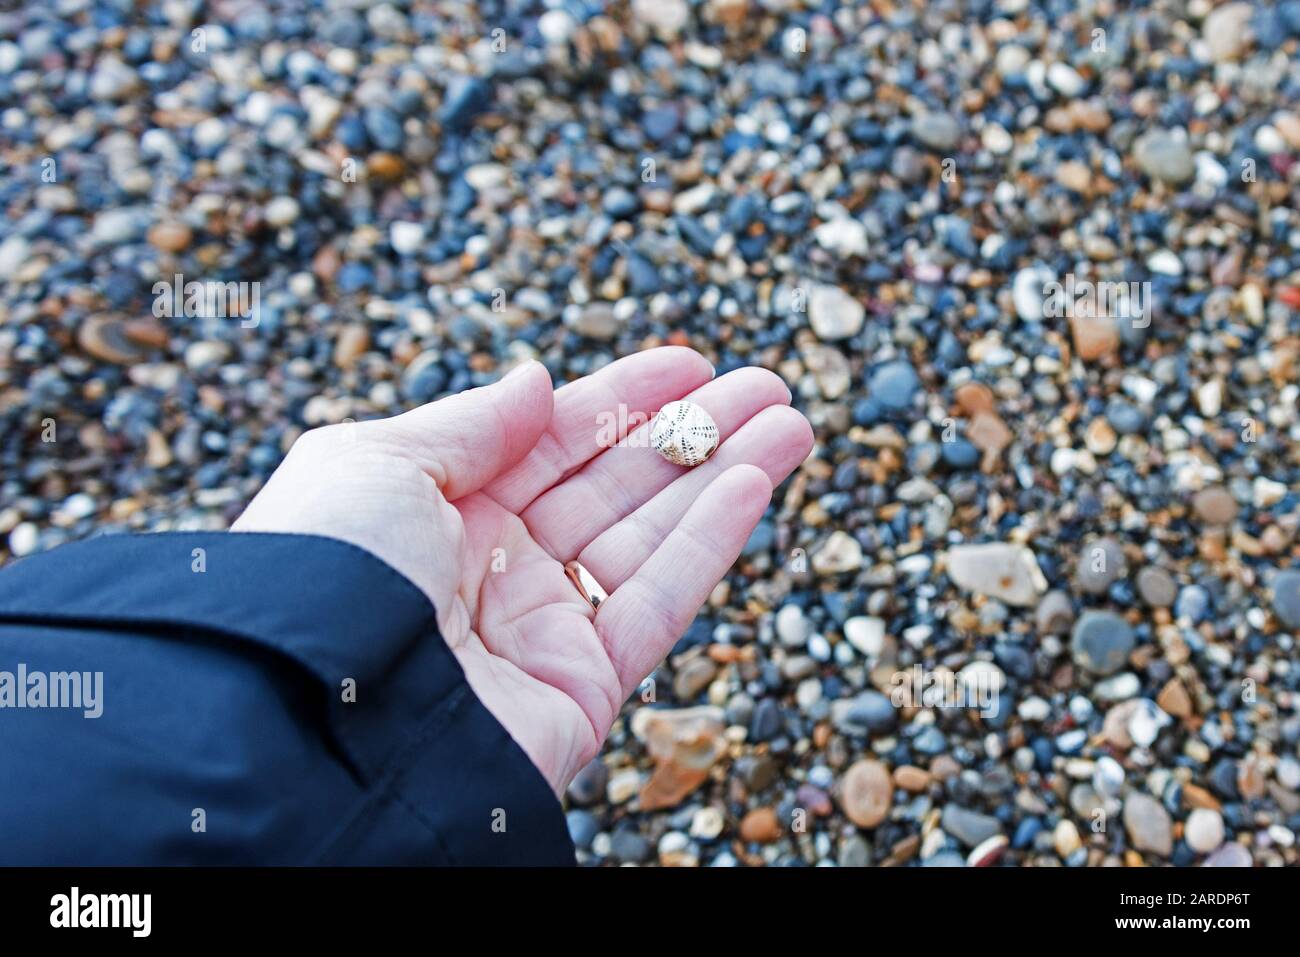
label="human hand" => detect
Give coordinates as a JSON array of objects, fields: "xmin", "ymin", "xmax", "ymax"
[{"xmin": 233, "ymin": 347, "xmax": 813, "ymax": 792}]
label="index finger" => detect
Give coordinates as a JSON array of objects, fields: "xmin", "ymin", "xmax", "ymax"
[{"xmin": 481, "ymin": 347, "xmax": 714, "ymax": 511}]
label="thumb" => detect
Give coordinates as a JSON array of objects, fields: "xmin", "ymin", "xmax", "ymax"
[{"xmin": 383, "ymin": 360, "xmax": 554, "ymax": 500}]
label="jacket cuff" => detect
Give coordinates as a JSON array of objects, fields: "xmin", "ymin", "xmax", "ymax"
[{"xmin": 0, "ymin": 531, "xmax": 574, "ymax": 865}]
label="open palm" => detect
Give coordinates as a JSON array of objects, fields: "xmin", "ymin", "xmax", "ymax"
[{"xmin": 234, "ymin": 348, "xmax": 813, "ymax": 792}]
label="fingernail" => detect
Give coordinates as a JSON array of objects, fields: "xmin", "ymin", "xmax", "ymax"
[{"xmin": 502, "ymin": 360, "xmax": 534, "ymax": 382}]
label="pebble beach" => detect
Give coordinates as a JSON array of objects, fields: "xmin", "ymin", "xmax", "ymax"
[{"xmin": 1, "ymin": 0, "xmax": 1299, "ymax": 867}]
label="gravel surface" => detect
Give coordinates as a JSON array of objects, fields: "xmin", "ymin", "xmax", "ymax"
[{"xmin": 1, "ymin": 0, "xmax": 1299, "ymax": 867}]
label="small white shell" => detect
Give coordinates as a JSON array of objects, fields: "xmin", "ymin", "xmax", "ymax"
[{"xmin": 650, "ymin": 400, "xmax": 719, "ymax": 467}]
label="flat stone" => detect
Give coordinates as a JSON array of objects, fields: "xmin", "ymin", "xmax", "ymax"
[
  {"xmin": 947, "ymin": 543, "xmax": 1047, "ymax": 607},
  {"xmin": 912, "ymin": 111, "xmax": 961, "ymax": 151},
  {"xmin": 868, "ymin": 360, "xmax": 920, "ymax": 411},
  {"xmin": 1054, "ymin": 819, "xmax": 1082, "ymax": 857},
  {"xmin": 1075, "ymin": 538, "xmax": 1125, "ymax": 594},
  {"xmin": 1036, "ymin": 589, "xmax": 1075, "ymax": 634},
  {"xmin": 966, "ymin": 411, "xmax": 1012, "ymax": 460},
  {"xmin": 831, "ymin": 690, "xmax": 896, "ymax": 734},
  {"xmin": 567, "ymin": 302, "xmax": 621, "ymax": 339},
  {"xmin": 941, "ymin": 804, "xmax": 1002, "ymax": 847},
  {"xmin": 1203, "ymin": 2, "xmax": 1255, "ymax": 62},
  {"xmin": 930, "ymin": 755, "xmax": 961, "ymax": 780},
  {"xmin": 1136, "ymin": 567, "xmax": 1178, "ymax": 607},
  {"xmin": 775, "ymin": 604, "xmax": 810, "ymax": 646},
  {"xmin": 839, "ymin": 759, "xmax": 893, "ymax": 828},
  {"xmin": 610, "ymin": 828, "xmax": 652, "ymax": 863},
  {"xmin": 814, "ymin": 217, "xmax": 868, "ymax": 257},
  {"xmin": 1123, "ymin": 792, "xmax": 1173, "ymax": 856},
  {"xmin": 1135, "ymin": 130, "xmax": 1195, "ymax": 184},
  {"xmin": 77, "ymin": 316, "xmax": 147, "ymax": 365},
  {"xmin": 1071, "ymin": 610, "xmax": 1136, "ymax": 676},
  {"xmin": 1203, "ymin": 843, "xmax": 1252, "ymax": 867},
  {"xmin": 147, "ymin": 221, "xmax": 192, "ymax": 253},
  {"xmin": 893, "ymin": 765, "xmax": 932, "ymax": 792},
  {"xmin": 812, "ymin": 530, "xmax": 863, "ymax": 575},
  {"xmin": 795, "ymin": 783, "xmax": 833, "ymax": 817},
  {"xmin": 953, "ymin": 381, "xmax": 995, "ymax": 416},
  {"xmin": 1055, "ymin": 159, "xmax": 1092, "ymax": 192},
  {"xmin": 1071, "ymin": 315, "xmax": 1120, "ymax": 360},
  {"xmin": 808, "ymin": 284, "xmax": 864, "ymax": 341},
  {"xmin": 1185, "ymin": 808, "xmax": 1225, "ymax": 854},
  {"xmin": 1095, "ymin": 672, "xmax": 1140, "ymax": 701},
  {"xmin": 1192, "ymin": 486, "xmax": 1238, "ymax": 525},
  {"xmin": 672, "ymin": 657, "xmax": 718, "ymax": 700}
]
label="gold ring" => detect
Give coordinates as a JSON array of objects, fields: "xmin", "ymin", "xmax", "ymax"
[{"xmin": 564, "ymin": 561, "xmax": 606, "ymax": 610}]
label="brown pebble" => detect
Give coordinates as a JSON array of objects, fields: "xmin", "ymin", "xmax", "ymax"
[
  {"xmin": 893, "ymin": 765, "xmax": 932, "ymax": 792},
  {"xmin": 1182, "ymin": 783, "xmax": 1222, "ymax": 812},
  {"xmin": 144, "ymin": 429, "xmax": 173, "ymax": 468},
  {"xmin": 367, "ymin": 153, "xmax": 405, "ymax": 180},
  {"xmin": 1055, "ymin": 160, "xmax": 1092, "ymax": 193},
  {"xmin": 1192, "ymin": 486, "xmax": 1238, "ymax": 525},
  {"xmin": 929, "ymin": 754, "xmax": 961, "ymax": 780},
  {"xmin": 1101, "ymin": 700, "xmax": 1141, "ymax": 749},
  {"xmin": 886, "ymin": 833, "xmax": 920, "ymax": 865},
  {"xmin": 967, "ymin": 411, "xmax": 1012, "ymax": 457},
  {"xmin": 1156, "ymin": 678, "xmax": 1193, "ymax": 719},
  {"xmin": 739, "ymin": 807, "xmax": 782, "ymax": 844},
  {"xmin": 1085, "ymin": 418, "xmax": 1117, "ymax": 455},
  {"xmin": 672, "ymin": 657, "xmax": 718, "ymax": 700},
  {"xmin": 954, "ymin": 381, "xmax": 995, "ymax": 416},
  {"xmin": 707, "ymin": 644, "xmax": 743, "ymax": 664},
  {"xmin": 1071, "ymin": 315, "xmax": 1119, "ymax": 360},
  {"xmin": 312, "ymin": 245, "xmax": 341, "ymax": 283},
  {"xmin": 639, "ymin": 762, "xmax": 709, "ymax": 812},
  {"xmin": 77, "ymin": 316, "xmax": 147, "ymax": 365},
  {"xmin": 708, "ymin": 0, "xmax": 749, "ymax": 29},
  {"xmin": 334, "ymin": 323, "xmax": 370, "ymax": 370},
  {"xmin": 1237, "ymin": 756, "xmax": 1266, "ymax": 800},
  {"xmin": 147, "ymin": 221, "xmax": 193, "ymax": 253},
  {"xmin": 839, "ymin": 759, "xmax": 892, "ymax": 829}
]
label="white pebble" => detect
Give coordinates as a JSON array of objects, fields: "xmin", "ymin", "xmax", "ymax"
[{"xmin": 389, "ymin": 221, "xmax": 425, "ymax": 256}]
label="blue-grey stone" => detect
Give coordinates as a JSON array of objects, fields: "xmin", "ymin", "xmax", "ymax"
[
  {"xmin": 1071, "ymin": 610, "xmax": 1136, "ymax": 675},
  {"xmin": 1272, "ymin": 570, "xmax": 1300, "ymax": 629},
  {"xmin": 868, "ymin": 360, "xmax": 920, "ymax": 410}
]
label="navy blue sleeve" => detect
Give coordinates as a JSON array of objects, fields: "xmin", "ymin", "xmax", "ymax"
[{"xmin": 0, "ymin": 532, "xmax": 574, "ymax": 865}]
